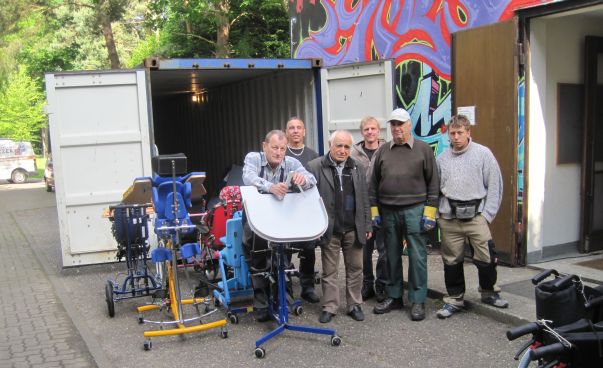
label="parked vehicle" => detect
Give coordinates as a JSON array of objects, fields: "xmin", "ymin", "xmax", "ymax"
[
  {"xmin": 0, "ymin": 139, "xmax": 37, "ymax": 184},
  {"xmin": 44, "ymin": 156, "xmax": 54, "ymax": 192}
]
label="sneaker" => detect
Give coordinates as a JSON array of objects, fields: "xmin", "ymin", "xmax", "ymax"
[
  {"xmin": 481, "ymin": 294, "xmax": 509, "ymax": 308},
  {"xmin": 375, "ymin": 283, "xmax": 387, "ymax": 303},
  {"xmin": 436, "ymin": 303, "xmax": 462, "ymax": 319}
]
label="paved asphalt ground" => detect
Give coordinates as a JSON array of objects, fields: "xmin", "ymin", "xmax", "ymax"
[{"xmin": 1, "ymin": 181, "xmax": 528, "ymax": 368}]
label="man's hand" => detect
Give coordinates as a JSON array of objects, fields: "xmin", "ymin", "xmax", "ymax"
[
  {"xmin": 420, "ymin": 205, "xmax": 437, "ymax": 232},
  {"xmin": 366, "ymin": 231, "xmax": 373, "ymax": 240},
  {"xmin": 269, "ymin": 182, "xmax": 289, "ymax": 199},
  {"xmin": 290, "ymin": 172, "xmax": 306, "ymax": 187}
]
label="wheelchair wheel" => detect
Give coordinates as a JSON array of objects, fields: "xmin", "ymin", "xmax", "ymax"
[
  {"xmin": 331, "ymin": 335, "xmax": 342, "ymax": 346},
  {"xmin": 293, "ymin": 306, "xmax": 303, "ymax": 316},
  {"xmin": 254, "ymin": 347, "xmax": 266, "ymax": 358},
  {"xmin": 105, "ymin": 281, "xmax": 115, "ymax": 317}
]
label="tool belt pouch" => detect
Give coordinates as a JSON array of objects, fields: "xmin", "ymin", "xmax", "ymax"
[{"xmin": 449, "ymin": 199, "xmax": 480, "ymax": 220}]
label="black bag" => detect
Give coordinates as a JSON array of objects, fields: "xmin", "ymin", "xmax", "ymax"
[{"xmin": 449, "ymin": 199, "xmax": 481, "ymax": 220}]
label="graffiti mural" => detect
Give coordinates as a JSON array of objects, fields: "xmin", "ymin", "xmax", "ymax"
[{"xmin": 290, "ymin": 0, "xmax": 546, "ymax": 155}]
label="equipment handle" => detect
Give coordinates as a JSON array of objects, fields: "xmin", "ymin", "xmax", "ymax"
[
  {"xmin": 507, "ymin": 322, "xmax": 540, "ymax": 341},
  {"xmin": 585, "ymin": 295, "xmax": 603, "ymax": 310},
  {"xmin": 532, "ymin": 269, "xmax": 559, "ymax": 285},
  {"xmin": 530, "ymin": 342, "xmax": 568, "ymax": 361},
  {"xmin": 551, "ymin": 274, "xmax": 578, "ymax": 290}
]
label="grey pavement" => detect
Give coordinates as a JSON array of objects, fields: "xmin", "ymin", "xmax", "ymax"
[{"xmin": 2, "ymin": 181, "xmax": 602, "ymax": 367}]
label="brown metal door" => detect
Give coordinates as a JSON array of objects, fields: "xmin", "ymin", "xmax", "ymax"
[
  {"xmin": 581, "ymin": 36, "xmax": 603, "ymax": 252},
  {"xmin": 451, "ymin": 19, "xmax": 519, "ymax": 265}
]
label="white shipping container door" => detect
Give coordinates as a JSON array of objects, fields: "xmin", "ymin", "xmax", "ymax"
[
  {"xmin": 320, "ymin": 60, "xmax": 395, "ymax": 150},
  {"xmin": 45, "ymin": 70, "xmax": 153, "ymax": 267}
]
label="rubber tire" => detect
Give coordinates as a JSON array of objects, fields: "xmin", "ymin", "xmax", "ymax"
[
  {"xmin": 254, "ymin": 347, "xmax": 266, "ymax": 358},
  {"xmin": 105, "ymin": 281, "xmax": 115, "ymax": 317},
  {"xmin": 221, "ymin": 328, "xmax": 228, "ymax": 339},
  {"xmin": 331, "ymin": 335, "xmax": 342, "ymax": 346},
  {"xmin": 294, "ymin": 306, "xmax": 303, "ymax": 316},
  {"xmin": 228, "ymin": 313, "xmax": 239, "ymax": 324},
  {"xmin": 143, "ymin": 340, "xmax": 152, "ymax": 351},
  {"xmin": 11, "ymin": 169, "xmax": 27, "ymax": 184}
]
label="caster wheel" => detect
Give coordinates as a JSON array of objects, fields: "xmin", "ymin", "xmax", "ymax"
[
  {"xmin": 105, "ymin": 281, "xmax": 115, "ymax": 317},
  {"xmin": 293, "ymin": 306, "xmax": 303, "ymax": 316},
  {"xmin": 138, "ymin": 314, "xmax": 144, "ymax": 324},
  {"xmin": 331, "ymin": 335, "xmax": 342, "ymax": 346},
  {"xmin": 220, "ymin": 327, "xmax": 228, "ymax": 339},
  {"xmin": 228, "ymin": 313, "xmax": 239, "ymax": 324},
  {"xmin": 254, "ymin": 347, "xmax": 266, "ymax": 358},
  {"xmin": 143, "ymin": 340, "xmax": 152, "ymax": 351},
  {"xmin": 214, "ymin": 298, "xmax": 221, "ymax": 308}
]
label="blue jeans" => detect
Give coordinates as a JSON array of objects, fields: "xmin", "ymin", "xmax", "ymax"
[{"xmin": 381, "ymin": 204, "xmax": 428, "ymax": 304}]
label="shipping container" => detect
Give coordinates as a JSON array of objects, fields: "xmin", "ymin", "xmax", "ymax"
[{"xmin": 45, "ymin": 58, "xmax": 394, "ymax": 267}]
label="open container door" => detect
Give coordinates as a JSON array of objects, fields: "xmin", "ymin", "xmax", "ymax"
[
  {"xmin": 451, "ymin": 19, "xmax": 520, "ymax": 265},
  {"xmin": 320, "ymin": 60, "xmax": 395, "ymax": 150},
  {"xmin": 45, "ymin": 70, "xmax": 153, "ymax": 267}
]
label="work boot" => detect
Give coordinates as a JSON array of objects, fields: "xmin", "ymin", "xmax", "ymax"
[
  {"xmin": 319, "ymin": 310, "xmax": 334, "ymax": 323},
  {"xmin": 301, "ymin": 287, "xmax": 320, "ymax": 303},
  {"xmin": 373, "ymin": 297, "xmax": 403, "ymax": 314},
  {"xmin": 361, "ymin": 283, "xmax": 375, "ymax": 301},
  {"xmin": 410, "ymin": 303, "xmax": 425, "ymax": 321},
  {"xmin": 347, "ymin": 305, "xmax": 365, "ymax": 321}
]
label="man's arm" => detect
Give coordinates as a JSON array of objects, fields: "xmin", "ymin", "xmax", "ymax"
[
  {"xmin": 286, "ymin": 156, "xmax": 316, "ymax": 189},
  {"xmin": 423, "ymin": 145, "xmax": 440, "ymax": 208},
  {"xmin": 242, "ymin": 152, "xmax": 273, "ymax": 193},
  {"xmin": 481, "ymin": 149, "xmax": 503, "ymax": 223}
]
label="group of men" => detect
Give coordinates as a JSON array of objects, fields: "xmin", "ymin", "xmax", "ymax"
[{"xmin": 241, "ymin": 111, "xmax": 509, "ymax": 324}]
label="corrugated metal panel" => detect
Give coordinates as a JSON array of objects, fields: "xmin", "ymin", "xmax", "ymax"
[{"xmin": 152, "ymin": 69, "xmax": 317, "ymax": 198}]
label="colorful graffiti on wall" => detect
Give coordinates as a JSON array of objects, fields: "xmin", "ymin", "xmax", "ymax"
[{"xmin": 290, "ymin": 0, "xmax": 546, "ymax": 155}]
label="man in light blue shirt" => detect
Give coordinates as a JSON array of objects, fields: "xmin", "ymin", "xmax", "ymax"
[{"xmin": 242, "ymin": 129, "xmax": 316, "ymax": 322}]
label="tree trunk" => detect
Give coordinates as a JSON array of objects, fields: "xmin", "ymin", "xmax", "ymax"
[
  {"xmin": 99, "ymin": 12, "xmax": 120, "ymax": 69},
  {"xmin": 215, "ymin": 0, "xmax": 230, "ymax": 58}
]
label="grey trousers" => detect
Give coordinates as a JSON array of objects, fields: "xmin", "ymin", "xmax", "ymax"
[{"xmin": 320, "ymin": 230, "xmax": 363, "ymax": 314}]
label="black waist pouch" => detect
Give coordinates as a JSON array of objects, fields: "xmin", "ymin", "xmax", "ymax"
[{"xmin": 449, "ymin": 199, "xmax": 481, "ymax": 220}]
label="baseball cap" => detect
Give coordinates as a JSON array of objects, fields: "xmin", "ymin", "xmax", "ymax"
[{"xmin": 388, "ymin": 108, "xmax": 411, "ymax": 123}]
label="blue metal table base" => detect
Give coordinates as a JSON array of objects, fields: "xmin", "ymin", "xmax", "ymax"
[{"xmin": 255, "ymin": 244, "xmax": 337, "ymax": 351}]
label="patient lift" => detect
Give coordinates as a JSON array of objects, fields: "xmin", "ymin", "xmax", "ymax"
[
  {"xmin": 240, "ymin": 185, "xmax": 341, "ymax": 358},
  {"xmin": 137, "ymin": 154, "xmax": 227, "ymax": 350}
]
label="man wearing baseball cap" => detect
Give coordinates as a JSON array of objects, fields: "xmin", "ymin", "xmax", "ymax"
[{"xmin": 368, "ymin": 108, "xmax": 439, "ymax": 321}]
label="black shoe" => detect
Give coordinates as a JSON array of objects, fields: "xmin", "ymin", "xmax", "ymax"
[
  {"xmin": 319, "ymin": 310, "xmax": 334, "ymax": 323},
  {"xmin": 375, "ymin": 284, "xmax": 387, "ymax": 303},
  {"xmin": 410, "ymin": 303, "xmax": 425, "ymax": 321},
  {"xmin": 373, "ymin": 297, "xmax": 403, "ymax": 314},
  {"xmin": 347, "ymin": 305, "xmax": 365, "ymax": 321},
  {"xmin": 254, "ymin": 308, "xmax": 271, "ymax": 322},
  {"xmin": 361, "ymin": 284, "xmax": 375, "ymax": 301},
  {"xmin": 301, "ymin": 288, "xmax": 320, "ymax": 304}
]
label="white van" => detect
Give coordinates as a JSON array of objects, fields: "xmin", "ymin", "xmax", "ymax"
[{"xmin": 0, "ymin": 139, "xmax": 37, "ymax": 183}]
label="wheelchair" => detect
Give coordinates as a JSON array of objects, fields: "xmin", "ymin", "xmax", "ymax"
[
  {"xmin": 507, "ymin": 269, "xmax": 603, "ymax": 367},
  {"xmin": 136, "ymin": 154, "xmax": 227, "ymax": 350},
  {"xmin": 104, "ymin": 200, "xmax": 162, "ymax": 317}
]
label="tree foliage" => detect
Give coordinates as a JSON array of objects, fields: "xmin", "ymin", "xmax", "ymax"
[{"xmin": 0, "ymin": 67, "xmax": 46, "ymax": 143}]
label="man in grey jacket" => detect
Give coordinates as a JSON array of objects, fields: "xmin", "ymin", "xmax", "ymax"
[
  {"xmin": 350, "ymin": 116, "xmax": 388, "ymax": 302},
  {"xmin": 308, "ymin": 130, "xmax": 372, "ymax": 324},
  {"xmin": 435, "ymin": 115, "xmax": 508, "ymax": 319}
]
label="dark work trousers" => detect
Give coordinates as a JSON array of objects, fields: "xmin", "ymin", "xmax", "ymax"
[
  {"xmin": 382, "ymin": 204, "xmax": 428, "ymax": 304},
  {"xmin": 297, "ymin": 242, "xmax": 316, "ymax": 290},
  {"xmin": 362, "ymin": 226, "xmax": 388, "ymax": 289}
]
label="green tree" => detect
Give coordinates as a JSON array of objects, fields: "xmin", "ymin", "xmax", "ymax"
[{"xmin": 0, "ymin": 67, "xmax": 46, "ymax": 143}]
